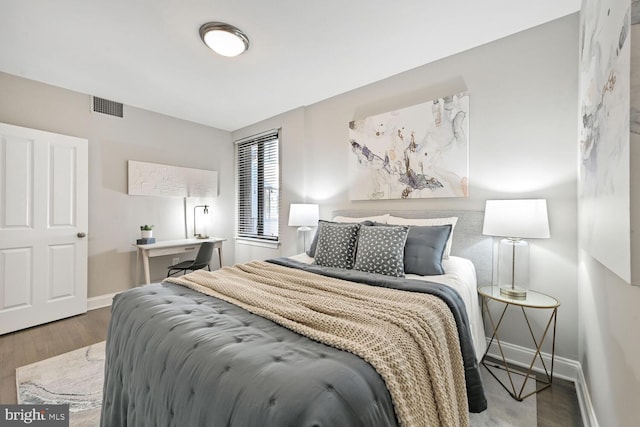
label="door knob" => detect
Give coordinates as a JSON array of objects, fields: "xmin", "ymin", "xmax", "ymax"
[{"xmin": 77, "ymin": 232, "xmax": 86, "ymax": 238}]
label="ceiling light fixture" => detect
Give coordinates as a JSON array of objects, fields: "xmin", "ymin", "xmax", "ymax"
[{"xmin": 199, "ymin": 22, "xmax": 250, "ymax": 57}]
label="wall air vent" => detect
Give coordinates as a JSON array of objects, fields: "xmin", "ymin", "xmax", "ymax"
[{"xmin": 92, "ymin": 96, "xmax": 124, "ymax": 118}]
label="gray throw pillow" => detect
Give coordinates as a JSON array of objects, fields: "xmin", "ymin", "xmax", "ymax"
[
  {"xmin": 353, "ymin": 225, "xmax": 409, "ymax": 277},
  {"xmin": 307, "ymin": 220, "xmax": 373, "ymax": 257},
  {"xmin": 313, "ymin": 222, "xmax": 361, "ymax": 269},
  {"xmin": 403, "ymin": 224, "xmax": 452, "ymax": 275}
]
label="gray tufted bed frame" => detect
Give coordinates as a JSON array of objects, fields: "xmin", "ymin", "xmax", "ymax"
[{"xmin": 101, "ymin": 209, "xmax": 490, "ymax": 426}]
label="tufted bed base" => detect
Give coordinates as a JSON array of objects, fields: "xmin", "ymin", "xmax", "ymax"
[
  {"xmin": 101, "ymin": 280, "xmax": 399, "ymax": 426},
  {"xmin": 101, "ymin": 258, "xmax": 486, "ymax": 426}
]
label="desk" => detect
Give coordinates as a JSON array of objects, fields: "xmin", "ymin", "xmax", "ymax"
[{"xmin": 134, "ymin": 238, "xmax": 225, "ymax": 285}]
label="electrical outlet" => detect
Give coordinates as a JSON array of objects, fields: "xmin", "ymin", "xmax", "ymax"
[{"xmin": 172, "ymin": 257, "xmax": 179, "ymax": 265}]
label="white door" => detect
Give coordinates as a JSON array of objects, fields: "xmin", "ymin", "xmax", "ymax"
[{"xmin": 0, "ymin": 122, "xmax": 88, "ymax": 335}]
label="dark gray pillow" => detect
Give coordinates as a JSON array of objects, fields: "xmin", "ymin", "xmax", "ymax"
[
  {"xmin": 307, "ymin": 220, "xmax": 373, "ymax": 257},
  {"xmin": 312, "ymin": 222, "xmax": 361, "ymax": 269},
  {"xmin": 353, "ymin": 225, "xmax": 409, "ymax": 277},
  {"xmin": 403, "ymin": 224, "xmax": 452, "ymax": 275}
]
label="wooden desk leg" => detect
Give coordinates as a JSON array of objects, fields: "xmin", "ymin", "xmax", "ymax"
[
  {"xmin": 217, "ymin": 246, "xmax": 224, "ymax": 269},
  {"xmin": 135, "ymin": 248, "xmax": 141, "ymax": 285},
  {"xmin": 142, "ymin": 250, "xmax": 151, "ymax": 285}
]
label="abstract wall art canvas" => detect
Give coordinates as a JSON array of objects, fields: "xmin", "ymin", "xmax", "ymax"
[
  {"xmin": 348, "ymin": 93, "xmax": 469, "ymax": 200},
  {"xmin": 630, "ymin": 0, "xmax": 640, "ymax": 285},
  {"xmin": 633, "ymin": 0, "xmax": 640, "ymax": 136},
  {"xmin": 128, "ymin": 160, "xmax": 218, "ymax": 198},
  {"xmin": 579, "ymin": 0, "xmax": 631, "ymax": 282}
]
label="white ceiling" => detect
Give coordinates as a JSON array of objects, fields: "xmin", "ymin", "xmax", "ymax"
[{"xmin": 0, "ymin": 0, "xmax": 580, "ymax": 132}]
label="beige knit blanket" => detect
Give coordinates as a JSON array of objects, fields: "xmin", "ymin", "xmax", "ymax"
[{"xmin": 165, "ymin": 261, "xmax": 469, "ymax": 427}]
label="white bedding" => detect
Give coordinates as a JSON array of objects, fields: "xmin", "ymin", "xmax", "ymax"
[{"xmin": 289, "ymin": 253, "xmax": 487, "ymax": 362}]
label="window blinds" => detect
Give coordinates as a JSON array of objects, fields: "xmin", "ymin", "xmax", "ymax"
[{"xmin": 236, "ymin": 129, "xmax": 280, "ymax": 241}]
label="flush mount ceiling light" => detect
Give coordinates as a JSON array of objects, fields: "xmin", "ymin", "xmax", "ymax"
[{"xmin": 199, "ymin": 22, "xmax": 250, "ymax": 57}]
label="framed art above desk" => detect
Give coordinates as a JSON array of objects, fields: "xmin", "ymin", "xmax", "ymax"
[{"xmin": 134, "ymin": 238, "xmax": 225, "ymax": 285}]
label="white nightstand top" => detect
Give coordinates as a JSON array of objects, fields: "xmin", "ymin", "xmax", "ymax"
[{"xmin": 478, "ymin": 286, "xmax": 560, "ymax": 309}]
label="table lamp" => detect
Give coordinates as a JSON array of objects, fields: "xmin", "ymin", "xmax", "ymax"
[
  {"xmin": 194, "ymin": 204, "xmax": 210, "ymax": 239},
  {"xmin": 482, "ymin": 199, "xmax": 550, "ymax": 299},
  {"xmin": 288, "ymin": 203, "xmax": 319, "ymax": 252}
]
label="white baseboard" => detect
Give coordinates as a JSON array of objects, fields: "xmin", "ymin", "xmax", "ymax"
[
  {"xmin": 575, "ymin": 365, "xmax": 599, "ymax": 427},
  {"xmin": 87, "ymin": 293, "xmax": 116, "ymax": 311},
  {"xmin": 485, "ymin": 338, "xmax": 598, "ymax": 427},
  {"xmin": 484, "ymin": 338, "xmax": 579, "ymax": 381}
]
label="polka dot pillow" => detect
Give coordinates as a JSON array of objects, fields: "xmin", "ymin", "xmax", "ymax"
[
  {"xmin": 313, "ymin": 222, "xmax": 361, "ymax": 269},
  {"xmin": 353, "ymin": 225, "xmax": 409, "ymax": 277}
]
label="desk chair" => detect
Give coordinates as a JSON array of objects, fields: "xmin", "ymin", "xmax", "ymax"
[{"xmin": 166, "ymin": 242, "xmax": 215, "ymax": 277}]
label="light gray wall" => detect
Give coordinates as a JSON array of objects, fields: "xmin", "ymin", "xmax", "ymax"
[
  {"xmin": 577, "ymin": 1, "xmax": 640, "ymax": 425},
  {"xmin": 0, "ymin": 71, "xmax": 234, "ymax": 298},
  {"xmin": 233, "ymin": 14, "xmax": 580, "ymax": 361}
]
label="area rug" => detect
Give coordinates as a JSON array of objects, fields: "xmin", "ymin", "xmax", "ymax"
[
  {"xmin": 16, "ymin": 342, "xmax": 536, "ymax": 426},
  {"xmin": 16, "ymin": 341, "xmax": 105, "ymax": 427}
]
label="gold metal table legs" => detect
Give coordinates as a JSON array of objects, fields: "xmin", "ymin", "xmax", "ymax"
[{"xmin": 481, "ymin": 297, "xmax": 558, "ymax": 401}]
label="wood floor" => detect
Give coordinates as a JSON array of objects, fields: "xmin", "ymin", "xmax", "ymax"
[
  {"xmin": 538, "ymin": 375, "xmax": 584, "ymax": 427},
  {"xmin": 0, "ymin": 307, "xmax": 583, "ymax": 426},
  {"xmin": 0, "ymin": 307, "xmax": 110, "ymax": 404},
  {"xmin": 483, "ymin": 356, "xmax": 584, "ymax": 427}
]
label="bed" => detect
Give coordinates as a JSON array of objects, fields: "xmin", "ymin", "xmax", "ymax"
[{"xmin": 101, "ymin": 210, "xmax": 491, "ymax": 427}]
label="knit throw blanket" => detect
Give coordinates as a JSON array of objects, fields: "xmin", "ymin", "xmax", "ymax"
[{"xmin": 165, "ymin": 261, "xmax": 469, "ymax": 427}]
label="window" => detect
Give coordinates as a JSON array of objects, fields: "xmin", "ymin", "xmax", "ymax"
[{"xmin": 236, "ymin": 129, "xmax": 280, "ymax": 242}]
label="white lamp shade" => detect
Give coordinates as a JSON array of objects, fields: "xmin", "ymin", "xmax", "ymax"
[
  {"xmin": 288, "ymin": 204, "xmax": 319, "ymax": 227},
  {"xmin": 482, "ymin": 199, "xmax": 550, "ymax": 239}
]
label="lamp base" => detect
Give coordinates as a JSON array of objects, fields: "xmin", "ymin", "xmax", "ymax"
[
  {"xmin": 195, "ymin": 234, "xmax": 209, "ymax": 239},
  {"xmin": 499, "ymin": 285, "xmax": 527, "ymax": 300}
]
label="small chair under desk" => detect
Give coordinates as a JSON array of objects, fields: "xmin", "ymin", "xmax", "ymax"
[{"xmin": 134, "ymin": 238, "xmax": 225, "ymax": 285}]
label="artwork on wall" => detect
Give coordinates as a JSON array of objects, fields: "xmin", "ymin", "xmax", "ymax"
[
  {"xmin": 631, "ymin": 0, "xmax": 640, "ymax": 285},
  {"xmin": 579, "ymin": 0, "xmax": 631, "ymax": 282},
  {"xmin": 633, "ymin": 0, "xmax": 640, "ymax": 135},
  {"xmin": 127, "ymin": 160, "xmax": 218, "ymax": 197},
  {"xmin": 348, "ymin": 93, "xmax": 469, "ymax": 200}
]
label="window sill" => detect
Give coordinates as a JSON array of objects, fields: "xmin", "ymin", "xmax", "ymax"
[{"xmin": 235, "ymin": 237, "xmax": 281, "ymax": 249}]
